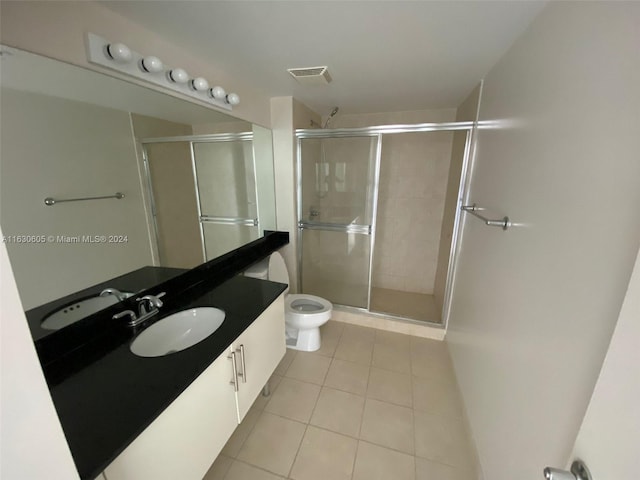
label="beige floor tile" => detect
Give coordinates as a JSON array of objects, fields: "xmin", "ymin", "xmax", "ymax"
[
  {"xmin": 324, "ymin": 358, "xmax": 371, "ymax": 395},
  {"xmin": 237, "ymin": 412, "xmax": 306, "ymax": 476},
  {"xmin": 316, "ymin": 320, "xmax": 344, "ymax": 357},
  {"xmin": 224, "ymin": 460, "xmax": 286, "ymax": 480},
  {"xmin": 415, "ymin": 457, "xmax": 470, "ymax": 480},
  {"xmin": 375, "ymin": 329, "xmax": 412, "ymax": 349},
  {"xmin": 202, "ymin": 454, "xmax": 233, "ymax": 480},
  {"xmin": 367, "ymin": 367, "xmax": 413, "ymax": 407},
  {"xmin": 322, "ymin": 319, "xmax": 345, "ymax": 337},
  {"xmin": 310, "ymin": 387, "xmax": 365, "ymax": 437},
  {"xmin": 315, "ymin": 333, "xmax": 340, "ymax": 357},
  {"xmin": 264, "ymin": 377, "xmax": 321, "ymax": 423},
  {"xmin": 274, "ymin": 349, "xmax": 297, "ymax": 376},
  {"xmin": 290, "ymin": 426, "xmax": 358, "ymax": 480},
  {"xmin": 221, "ymin": 407, "xmax": 260, "ymax": 457},
  {"xmin": 410, "ymin": 339, "xmax": 456, "ymax": 383},
  {"xmin": 341, "ymin": 323, "xmax": 377, "ymax": 343},
  {"xmin": 412, "ymin": 376, "xmax": 463, "ymax": 418},
  {"xmin": 334, "ymin": 336, "xmax": 374, "ymax": 365},
  {"xmin": 360, "ymin": 398, "xmax": 414, "ymax": 454},
  {"xmin": 414, "ymin": 411, "xmax": 473, "ymax": 469},
  {"xmin": 285, "ymin": 352, "xmax": 332, "ymax": 385},
  {"xmin": 352, "ymin": 441, "xmax": 416, "ymax": 480},
  {"xmin": 372, "ymin": 342, "xmax": 412, "ymax": 373},
  {"xmin": 252, "ymin": 374, "xmax": 283, "ymax": 410}
]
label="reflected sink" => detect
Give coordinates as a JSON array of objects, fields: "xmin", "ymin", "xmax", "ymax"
[
  {"xmin": 130, "ymin": 307, "xmax": 225, "ymax": 357},
  {"xmin": 41, "ymin": 289, "xmax": 134, "ymax": 330}
]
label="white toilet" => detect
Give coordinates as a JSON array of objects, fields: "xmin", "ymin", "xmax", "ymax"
[{"xmin": 244, "ymin": 252, "xmax": 332, "ymax": 352}]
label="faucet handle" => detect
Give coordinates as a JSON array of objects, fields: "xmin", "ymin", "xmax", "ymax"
[
  {"xmin": 112, "ymin": 310, "xmax": 137, "ymax": 323},
  {"xmin": 136, "ymin": 292, "xmax": 166, "ymax": 308}
]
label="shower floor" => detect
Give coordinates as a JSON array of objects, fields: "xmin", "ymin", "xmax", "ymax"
[{"xmin": 370, "ymin": 287, "xmax": 441, "ymax": 324}]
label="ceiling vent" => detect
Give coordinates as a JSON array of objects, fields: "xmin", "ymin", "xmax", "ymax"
[{"xmin": 287, "ymin": 66, "xmax": 332, "ymax": 86}]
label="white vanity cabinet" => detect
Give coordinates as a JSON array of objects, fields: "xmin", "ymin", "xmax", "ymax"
[
  {"xmin": 231, "ymin": 295, "xmax": 286, "ymax": 421},
  {"xmin": 102, "ymin": 294, "xmax": 285, "ymax": 480}
]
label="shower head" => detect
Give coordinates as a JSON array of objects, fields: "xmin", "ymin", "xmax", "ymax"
[{"xmin": 323, "ymin": 107, "xmax": 339, "ymax": 128}]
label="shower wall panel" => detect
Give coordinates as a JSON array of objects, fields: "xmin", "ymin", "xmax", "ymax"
[{"xmin": 374, "ymin": 131, "xmax": 453, "ymax": 294}]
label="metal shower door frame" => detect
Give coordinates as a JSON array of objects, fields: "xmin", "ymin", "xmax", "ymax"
[
  {"xmin": 140, "ymin": 132, "xmax": 259, "ymax": 264},
  {"xmin": 295, "ymin": 132, "xmax": 381, "ymax": 310},
  {"xmin": 295, "ymin": 121, "xmax": 476, "ymax": 329}
]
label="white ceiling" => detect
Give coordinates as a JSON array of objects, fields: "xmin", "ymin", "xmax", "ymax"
[{"xmin": 101, "ymin": 1, "xmax": 546, "ymax": 116}]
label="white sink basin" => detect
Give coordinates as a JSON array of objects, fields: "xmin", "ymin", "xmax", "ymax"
[{"xmin": 130, "ymin": 307, "xmax": 225, "ymax": 357}]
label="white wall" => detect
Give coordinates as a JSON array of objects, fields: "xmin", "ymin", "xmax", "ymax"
[
  {"xmin": 446, "ymin": 3, "xmax": 640, "ymax": 480},
  {"xmin": 0, "ymin": 225, "xmax": 80, "ymax": 479},
  {"xmin": 0, "ymin": 1, "xmax": 271, "ymax": 127},
  {"xmin": 271, "ymin": 97, "xmax": 321, "ymax": 291},
  {"xmin": 1, "ymin": 88, "xmax": 153, "ymax": 309},
  {"xmin": 572, "ymin": 246, "xmax": 640, "ymax": 479}
]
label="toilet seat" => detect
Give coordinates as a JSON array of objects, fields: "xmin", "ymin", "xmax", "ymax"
[{"xmin": 285, "ymin": 294, "xmax": 332, "ymax": 322}]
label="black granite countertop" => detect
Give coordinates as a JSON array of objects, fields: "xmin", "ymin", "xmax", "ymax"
[
  {"xmin": 49, "ymin": 275, "xmax": 286, "ymax": 480},
  {"xmin": 31, "ymin": 231, "xmax": 290, "ymax": 479}
]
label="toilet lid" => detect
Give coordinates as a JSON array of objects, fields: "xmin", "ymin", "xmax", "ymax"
[{"xmin": 268, "ymin": 251, "xmax": 289, "ymax": 284}]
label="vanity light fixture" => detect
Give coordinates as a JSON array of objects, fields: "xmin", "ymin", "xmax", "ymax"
[
  {"xmin": 86, "ymin": 33, "xmax": 239, "ymax": 111},
  {"xmin": 226, "ymin": 93, "xmax": 240, "ymax": 106},
  {"xmin": 140, "ymin": 55, "xmax": 164, "ymax": 73},
  {"xmin": 209, "ymin": 86, "xmax": 226, "ymax": 100},
  {"xmin": 191, "ymin": 77, "xmax": 209, "ymax": 91},
  {"xmin": 168, "ymin": 68, "xmax": 189, "ymax": 84},
  {"xmin": 106, "ymin": 43, "xmax": 133, "ymax": 63}
]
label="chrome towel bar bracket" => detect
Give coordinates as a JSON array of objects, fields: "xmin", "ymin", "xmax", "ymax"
[
  {"xmin": 461, "ymin": 204, "xmax": 511, "ymax": 230},
  {"xmin": 44, "ymin": 192, "xmax": 125, "ymax": 206}
]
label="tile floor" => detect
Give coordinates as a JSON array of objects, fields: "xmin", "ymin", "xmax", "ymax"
[
  {"xmin": 370, "ymin": 288, "xmax": 440, "ymax": 324},
  {"xmin": 203, "ymin": 321, "xmax": 475, "ymax": 480}
]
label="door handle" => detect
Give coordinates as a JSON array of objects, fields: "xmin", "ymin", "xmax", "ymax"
[
  {"xmin": 228, "ymin": 351, "xmax": 239, "ymax": 392},
  {"xmin": 544, "ymin": 460, "xmax": 592, "ymax": 480},
  {"xmin": 236, "ymin": 344, "xmax": 247, "ymax": 383}
]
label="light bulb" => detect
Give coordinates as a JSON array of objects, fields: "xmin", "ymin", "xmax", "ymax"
[
  {"xmin": 140, "ymin": 56, "xmax": 163, "ymax": 73},
  {"xmin": 226, "ymin": 93, "xmax": 240, "ymax": 106},
  {"xmin": 191, "ymin": 77, "xmax": 209, "ymax": 91},
  {"xmin": 106, "ymin": 43, "xmax": 132, "ymax": 63},
  {"xmin": 209, "ymin": 86, "xmax": 226, "ymax": 100},
  {"xmin": 168, "ymin": 68, "xmax": 189, "ymax": 84}
]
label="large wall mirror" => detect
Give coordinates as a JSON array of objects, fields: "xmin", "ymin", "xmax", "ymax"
[{"xmin": 0, "ymin": 46, "xmax": 277, "ymax": 311}]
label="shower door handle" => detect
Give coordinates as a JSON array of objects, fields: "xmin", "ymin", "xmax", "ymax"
[{"xmin": 298, "ymin": 221, "xmax": 371, "ymax": 235}]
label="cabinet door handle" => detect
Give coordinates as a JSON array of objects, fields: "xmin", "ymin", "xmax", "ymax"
[
  {"xmin": 237, "ymin": 344, "xmax": 247, "ymax": 383},
  {"xmin": 228, "ymin": 351, "xmax": 239, "ymax": 392}
]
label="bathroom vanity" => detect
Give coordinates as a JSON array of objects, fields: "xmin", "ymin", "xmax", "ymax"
[
  {"xmin": 100, "ymin": 280, "xmax": 286, "ymax": 480},
  {"xmin": 30, "ymin": 233, "xmax": 289, "ymax": 480}
]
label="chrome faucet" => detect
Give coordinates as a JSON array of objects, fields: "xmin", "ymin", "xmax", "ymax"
[
  {"xmin": 112, "ymin": 292, "xmax": 165, "ymax": 327},
  {"xmin": 100, "ymin": 288, "xmax": 130, "ymax": 302}
]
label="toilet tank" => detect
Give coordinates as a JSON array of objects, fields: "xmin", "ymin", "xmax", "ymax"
[
  {"xmin": 243, "ymin": 252, "xmax": 289, "ymax": 285},
  {"xmin": 243, "ymin": 258, "xmax": 270, "ymax": 280}
]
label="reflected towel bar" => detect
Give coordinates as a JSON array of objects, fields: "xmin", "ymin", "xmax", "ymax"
[
  {"xmin": 461, "ymin": 204, "xmax": 510, "ymax": 230},
  {"xmin": 44, "ymin": 192, "xmax": 125, "ymax": 206}
]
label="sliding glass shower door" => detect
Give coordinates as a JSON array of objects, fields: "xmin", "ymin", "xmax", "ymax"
[
  {"xmin": 298, "ymin": 134, "xmax": 380, "ymax": 308},
  {"xmin": 193, "ymin": 135, "xmax": 260, "ymax": 260}
]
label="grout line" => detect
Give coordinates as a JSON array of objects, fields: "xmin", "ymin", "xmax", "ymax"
[{"xmin": 286, "ymin": 422, "xmax": 309, "ymax": 479}]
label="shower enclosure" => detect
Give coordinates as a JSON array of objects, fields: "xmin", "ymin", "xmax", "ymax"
[
  {"xmin": 141, "ymin": 131, "xmax": 265, "ymax": 268},
  {"xmin": 296, "ymin": 122, "xmax": 473, "ymax": 326}
]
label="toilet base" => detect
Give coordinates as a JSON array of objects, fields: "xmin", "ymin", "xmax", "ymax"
[{"xmin": 286, "ymin": 326, "xmax": 321, "ymax": 352}]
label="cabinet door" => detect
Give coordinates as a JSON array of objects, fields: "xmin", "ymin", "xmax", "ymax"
[
  {"xmin": 103, "ymin": 347, "xmax": 238, "ymax": 480},
  {"xmin": 233, "ymin": 295, "xmax": 286, "ymax": 421}
]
